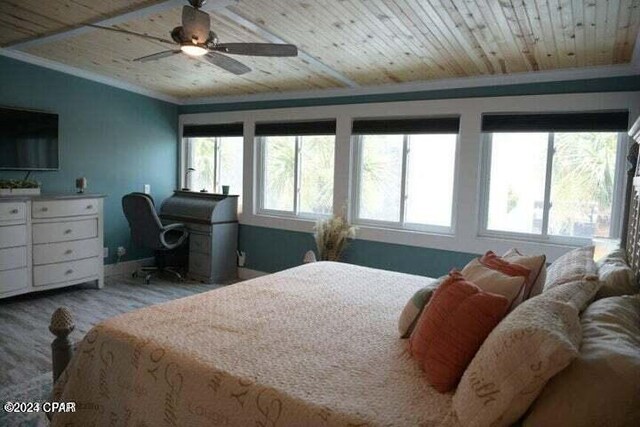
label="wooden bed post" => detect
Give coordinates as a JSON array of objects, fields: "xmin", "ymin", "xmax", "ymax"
[{"xmin": 50, "ymin": 307, "xmax": 75, "ymax": 383}]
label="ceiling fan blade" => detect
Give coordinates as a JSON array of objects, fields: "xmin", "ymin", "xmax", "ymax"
[
  {"xmin": 215, "ymin": 43, "xmax": 298, "ymax": 57},
  {"xmin": 87, "ymin": 24, "xmax": 175, "ymax": 45},
  {"xmin": 204, "ymin": 52, "xmax": 251, "ymax": 75},
  {"xmin": 134, "ymin": 50, "xmax": 181, "ymax": 63}
]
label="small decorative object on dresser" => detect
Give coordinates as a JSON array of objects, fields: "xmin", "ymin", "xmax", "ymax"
[
  {"xmin": 0, "ymin": 193, "xmax": 105, "ymax": 299},
  {"xmin": 75, "ymin": 177, "xmax": 87, "ymax": 193}
]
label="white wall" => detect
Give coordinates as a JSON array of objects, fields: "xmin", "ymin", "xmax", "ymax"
[{"xmin": 180, "ymin": 91, "xmax": 640, "ymax": 262}]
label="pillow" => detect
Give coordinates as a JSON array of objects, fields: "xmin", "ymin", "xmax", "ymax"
[
  {"xmin": 452, "ymin": 278, "xmax": 600, "ymax": 427},
  {"xmin": 398, "ymin": 276, "xmax": 445, "ymax": 338},
  {"xmin": 409, "ymin": 271, "xmax": 509, "ymax": 393},
  {"xmin": 524, "ymin": 295, "xmax": 640, "ymax": 427},
  {"xmin": 543, "ymin": 246, "xmax": 597, "ymax": 292},
  {"xmin": 595, "ymin": 249, "xmax": 638, "ymax": 300},
  {"xmin": 503, "ymin": 248, "xmax": 546, "ymax": 300},
  {"xmin": 462, "ymin": 255, "xmax": 529, "ymax": 309}
]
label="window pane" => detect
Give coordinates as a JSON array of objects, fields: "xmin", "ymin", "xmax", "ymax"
[
  {"xmin": 299, "ymin": 135, "xmax": 335, "ymax": 215},
  {"xmin": 549, "ymin": 132, "xmax": 618, "ymax": 238},
  {"xmin": 190, "ymin": 137, "xmax": 216, "ymax": 192},
  {"xmin": 263, "ymin": 136, "xmax": 296, "ymax": 212},
  {"xmin": 487, "ymin": 133, "xmax": 547, "ymax": 234},
  {"xmin": 405, "ymin": 134, "xmax": 456, "ymax": 227},
  {"xmin": 218, "ymin": 137, "xmax": 243, "ymax": 199},
  {"xmin": 357, "ymin": 134, "xmax": 403, "ymax": 222}
]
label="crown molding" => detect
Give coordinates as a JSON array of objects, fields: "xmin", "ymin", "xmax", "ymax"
[
  {"xmin": 0, "ymin": 48, "xmax": 180, "ymax": 104},
  {"xmin": 180, "ymin": 63, "xmax": 639, "ymax": 105}
]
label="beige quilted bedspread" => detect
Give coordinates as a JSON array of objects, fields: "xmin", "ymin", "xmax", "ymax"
[{"xmin": 52, "ymin": 262, "xmax": 458, "ymax": 426}]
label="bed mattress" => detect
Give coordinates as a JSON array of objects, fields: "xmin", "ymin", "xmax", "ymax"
[{"xmin": 53, "ymin": 262, "xmax": 458, "ymax": 426}]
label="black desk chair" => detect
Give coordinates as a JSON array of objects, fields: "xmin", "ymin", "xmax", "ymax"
[{"xmin": 122, "ymin": 192, "xmax": 189, "ymax": 284}]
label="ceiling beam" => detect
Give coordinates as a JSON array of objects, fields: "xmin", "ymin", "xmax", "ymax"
[
  {"xmin": 215, "ymin": 8, "xmax": 359, "ymax": 88},
  {"xmin": 6, "ymin": 0, "xmax": 234, "ymax": 50}
]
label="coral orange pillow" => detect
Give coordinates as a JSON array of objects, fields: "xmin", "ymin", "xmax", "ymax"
[{"xmin": 409, "ymin": 271, "xmax": 509, "ymax": 393}]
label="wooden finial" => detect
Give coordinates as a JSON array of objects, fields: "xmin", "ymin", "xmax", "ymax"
[{"xmin": 50, "ymin": 307, "xmax": 75, "ymax": 383}]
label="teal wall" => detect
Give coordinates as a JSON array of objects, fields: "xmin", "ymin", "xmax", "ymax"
[
  {"xmin": 0, "ymin": 56, "xmax": 178, "ymax": 264},
  {"xmin": 238, "ymin": 225, "xmax": 476, "ymax": 276}
]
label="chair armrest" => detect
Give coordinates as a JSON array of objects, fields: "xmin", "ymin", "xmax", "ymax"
[{"xmin": 160, "ymin": 223, "xmax": 189, "ymax": 249}]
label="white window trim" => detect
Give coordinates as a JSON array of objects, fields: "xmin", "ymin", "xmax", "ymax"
[
  {"xmin": 179, "ymin": 91, "xmax": 640, "ymax": 263},
  {"xmin": 478, "ymin": 131, "xmax": 628, "ymax": 246},
  {"xmin": 255, "ymin": 134, "xmax": 335, "ymax": 219},
  {"xmin": 350, "ymin": 134, "xmax": 457, "ymax": 235}
]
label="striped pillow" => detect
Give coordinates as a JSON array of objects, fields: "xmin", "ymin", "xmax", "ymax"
[{"xmin": 544, "ymin": 246, "xmax": 597, "ymax": 293}]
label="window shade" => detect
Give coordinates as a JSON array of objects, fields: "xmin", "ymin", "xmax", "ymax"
[
  {"xmin": 482, "ymin": 111, "xmax": 629, "ymax": 133},
  {"xmin": 183, "ymin": 122, "xmax": 243, "ymax": 137},
  {"xmin": 352, "ymin": 117, "xmax": 460, "ymax": 134},
  {"xmin": 254, "ymin": 120, "xmax": 336, "ymax": 136}
]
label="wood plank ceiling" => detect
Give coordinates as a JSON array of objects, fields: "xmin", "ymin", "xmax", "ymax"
[{"xmin": 1, "ymin": 0, "xmax": 638, "ymax": 99}]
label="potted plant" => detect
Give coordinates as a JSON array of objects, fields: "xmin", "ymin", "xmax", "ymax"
[
  {"xmin": 307, "ymin": 214, "xmax": 357, "ymax": 262},
  {"xmin": 0, "ymin": 179, "xmax": 41, "ymax": 196}
]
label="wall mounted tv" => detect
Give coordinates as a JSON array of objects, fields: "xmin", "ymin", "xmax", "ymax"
[{"xmin": 0, "ymin": 107, "xmax": 59, "ymax": 170}]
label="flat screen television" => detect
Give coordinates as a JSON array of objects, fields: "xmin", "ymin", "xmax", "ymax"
[{"xmin": 0, "ymin": 107, "xmax": 59, "ymax": 170}]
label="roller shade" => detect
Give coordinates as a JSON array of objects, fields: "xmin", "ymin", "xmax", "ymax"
[
  {"xmin": 482, "ymin": 111, "xmax": 629, "ymax": 133},
  {"xmin": 183, "ymin": 122, "xmax": 243, "ymax": 137},
  {"xmin": 255, "ymin": 120, "xmax": 336, "ymax": 136},
  {"xmin": 352, "ymin": 117, "xmax": 460, "ymax": 134}
]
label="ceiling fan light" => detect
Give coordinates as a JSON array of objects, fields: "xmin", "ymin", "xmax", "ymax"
[{"xmin": 181, "ymin": 44, "xmax": 208, "ymax": 56}]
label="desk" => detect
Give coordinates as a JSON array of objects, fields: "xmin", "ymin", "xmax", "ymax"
[{"xmin": 159, "ymin": 191, "xmax": 238, "ymax": 282}]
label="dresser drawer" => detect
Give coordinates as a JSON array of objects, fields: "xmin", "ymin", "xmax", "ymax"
[
  {"xmin": 189, "ymin": 252, "xmax": 211, "ymax": 277},
  {"xmin": 0, "ymin": 225, "xmax": 27, "ymax": 249},
  {"xmin": 0, "ymin": 202, "xmax": 26, "ymax": 223},
  {"xmin": 0, "ymin": 268, "xmax": 29, "ymax": 294},
  {"xmin": 33, "ymin": 257, "xmax": 100, "ymax": 287},
  {"xmin": 0, "ymin": 246, "xmax": 27, "ymax": 271},
  {"xmin": 190, "ymin": 234, "xmax": 211, "ymax": 254},
  {"xmin": 33, "ymin": 219, "xmax": 98, "ymax": 244},
  {"xmin": 33, "ymin": 238, "xmax": 100, "ymax": 265},
  {"xmin": 32, "ymin": 198, "xmax": 99, "ymax": 219}
]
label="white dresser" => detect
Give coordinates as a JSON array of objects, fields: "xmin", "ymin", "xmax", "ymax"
[{"xmin": 0, "ymin": 194, "xmax": 105, "ymax": 299}]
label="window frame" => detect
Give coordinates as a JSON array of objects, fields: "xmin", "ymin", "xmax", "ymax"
[
  {"xmin": 350, "ymin": 133, "xmax": 459, "ymax": 235},
  {"xmin": 478, "ymin": 131, "xmax": 627, "ymax": 245},
  {"xmin": 255, "ymin": 134, "xmax": 335, "ymax": 219}
]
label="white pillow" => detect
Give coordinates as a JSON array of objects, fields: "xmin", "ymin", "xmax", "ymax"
[
  {"xmin": 595, "ymin": 249, "xmax": 637, "ymax": 299},
  {"xmin": 523, "ymin": 295, "xmax": 640, "ymax": 427},
  {"xmin": 453, "ymin": 278, "xmax": 600, "ymax": 427},
  {"xmin": 461, "ymin": 258, "xmax": 526, "ymax": 306}
]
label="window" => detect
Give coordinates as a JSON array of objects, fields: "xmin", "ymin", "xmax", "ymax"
[
  {"xmin": 481, "ymin": 112, "xmax": 628, "ymax": 242},
  {"xmin": 183, "ymin": 123, "xmax": 244, "ymax": 197},
  {"xmin": 257, "ymin": 121, "xmax": 335, "ymax": 217},
  {"xmin": 352, "ymin": 117, "xmax": 459, "ymax": 232}
]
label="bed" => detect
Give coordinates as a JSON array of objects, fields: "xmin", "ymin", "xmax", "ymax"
[{"xmin": 52, "ymin": 262, "xmax": 458, "ymax": 426}]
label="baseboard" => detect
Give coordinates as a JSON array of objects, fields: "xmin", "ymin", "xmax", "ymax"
[
  {"xmin": 104, "ymin": 257, "xmax": 154, "ymax": 278},
  {"xmin": 238, "ymin": 267, "xmax": 268, "ymax": 280}
]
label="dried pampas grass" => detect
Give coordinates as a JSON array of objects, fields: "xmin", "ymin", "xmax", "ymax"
[{"xmin": 314, "ymin": 214, "xmax": 357, "ymax": 261}]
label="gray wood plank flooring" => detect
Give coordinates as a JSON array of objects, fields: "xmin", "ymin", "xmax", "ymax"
[{"xmin": 0, "ymin": 276, "xmax": 222, "ymax": 387}]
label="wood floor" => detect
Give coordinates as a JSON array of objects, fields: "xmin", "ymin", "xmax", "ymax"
[{"xmin": 0, "ymin": 275, "xmax": 222, "ymax": 387}]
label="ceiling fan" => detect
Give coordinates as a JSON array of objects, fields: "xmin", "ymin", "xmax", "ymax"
[{"xmin": 89, "ymin": 0, "xmax": 298, "ymax": 75}]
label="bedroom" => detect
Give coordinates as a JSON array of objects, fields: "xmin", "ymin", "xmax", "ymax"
[{"xmin": 0, "ymin": 0, "xmax": 639, "ymax": 426}]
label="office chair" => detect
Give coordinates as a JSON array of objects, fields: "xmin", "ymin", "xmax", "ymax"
[{"xmin": 122, "ymin": 192, "xmax": 189, "ymax": 284}]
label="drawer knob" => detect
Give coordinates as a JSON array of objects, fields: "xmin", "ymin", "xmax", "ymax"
[
  {"xmin": 65, "ymin": 249, "xmax": 73, "ymax": 255},
  {"xmin": 86, "ymin": 205, "xmax": 93, "ymax": 209},
  {"xmin": 41, "ymin": 207, "xmax": 48, "ymax": 212},
  {"xmin": 64, "ymin": 229, "xmax": 73, "ymax": 234},
  {"xmin": 10, "ymin": 209, "xmax": 18, "ymax": 214},
  {"xmin": 65, "ymin": 269, "xmax": 73, "ymax": 275}
]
